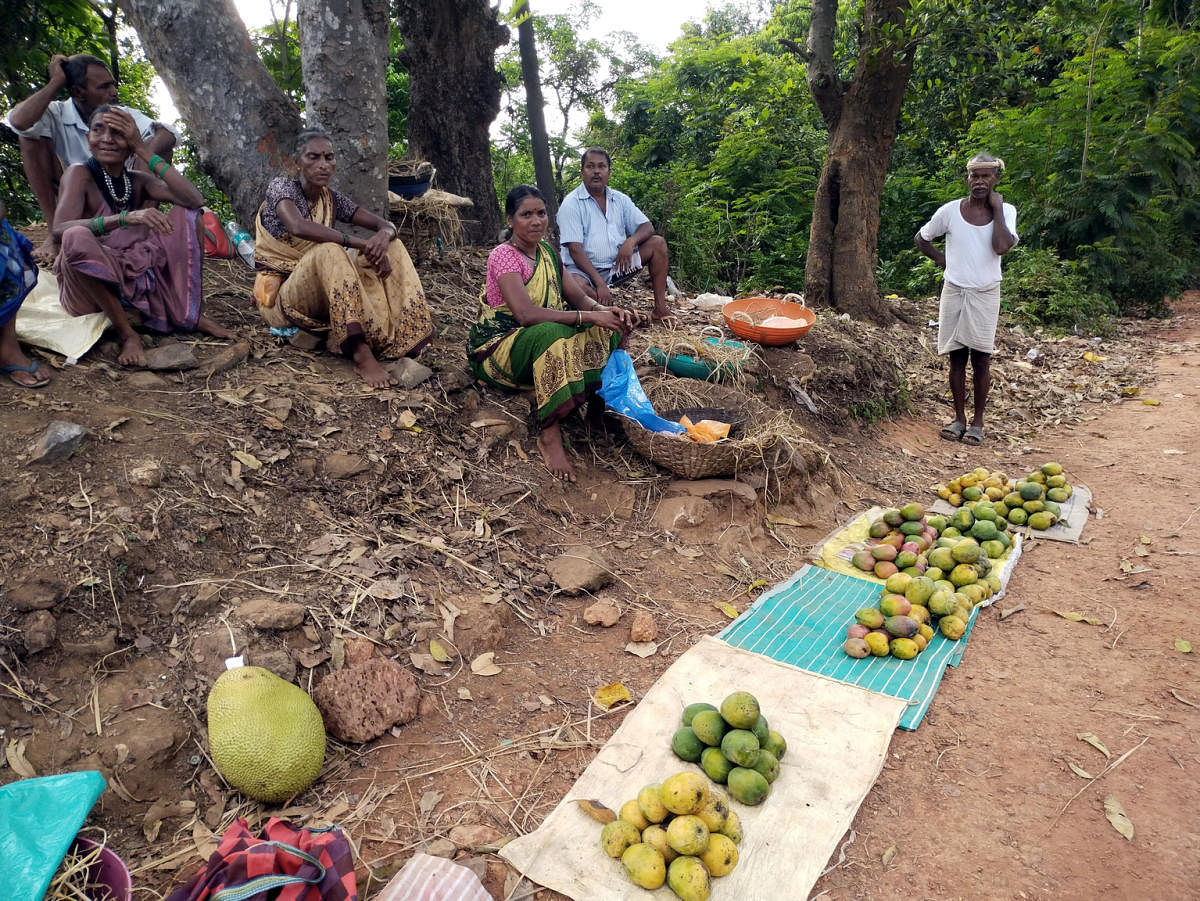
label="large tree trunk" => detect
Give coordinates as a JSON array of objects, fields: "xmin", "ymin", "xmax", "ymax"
[
  {"xmin": 298, "ymin": 0, "xmax": 390, "ymax": 216},
  {"xmin": 518, "ymin": 10, "xmax": 557, "ymax": 229},
  {"xmin": 802, "ymin": 0, "xmax": 914, "ymax": 322},
  {"xmin": 119, "ymin": 0, "xmax": 302, "ymax": 228},
  {"xmin": 396, "ymin": 0, "xmax": 508, "ymax": 244}
]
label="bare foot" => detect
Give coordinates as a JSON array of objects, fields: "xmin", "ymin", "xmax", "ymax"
[
  {"xmin": 118, "ymin": 333, "xmax": 147, "ymax": 367},
  {"xmin": 352, "ymin": 343, "xmax": 398, "ymax": 389},
  {"xmin": 32, "ymin": 239, "xmax": 58, "ymax": 266},
  {"xmin": 196, "ymin": 314, "xmax": 236, "ymax": 340},
  {"xmin": 537, "ymin": 426, "xmax": 576, "ymax": 482}
]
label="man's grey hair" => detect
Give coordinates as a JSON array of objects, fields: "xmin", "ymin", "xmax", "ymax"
[{"xmin": 966, "ymin": 153, "xmax": 1005, "ymax": 175}]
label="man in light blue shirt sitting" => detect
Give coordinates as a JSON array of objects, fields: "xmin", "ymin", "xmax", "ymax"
[{"xmin": 558, "ymin": 147, "xmax": 673, "ymax": 322}]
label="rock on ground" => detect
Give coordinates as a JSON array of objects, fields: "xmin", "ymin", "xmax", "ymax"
[
  {"xmin": 20, "ymin": 610, "xmax": 56, "ymax": 654},
  {"xmin": 630, "ymin": 611, "xmax": 658, "ymax": 642},
  {"xmin": 652, "ymin": 496, "xmax": 717, "ymax": 531},
  {"xmin": 314, "ymin": 657, "xmax": 420, "ymax": 744},
  {"xmin": 8, "ymin": 571, "xmax": 68, "ymax": 611},
  {"xmin": 323, "ymin": 452, "xmax": 369, "ymax": 479},
  {"xmin": 144, "ymin": 341, "xmax": 198, "ymax": 371},
  {"xmin": 387, "ymin": 357, "xmax": 434, "ymax": 389},
  {"xmin": 236, "ymin": 597, "xmax": 306, "ymax": 631},
  {"xmin": 546, "ymin": 546, "xmax": 615, "ymax": 595},
  {"xmin": 30, "ymin": 420, "xmax": 88, "ymax": 464},
  {"xmin": 583, "ymin": 600, "xmax": 621, "ymax": 627}
]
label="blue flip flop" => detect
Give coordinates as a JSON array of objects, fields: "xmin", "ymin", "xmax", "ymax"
[{"xmin": 2, "ymin": 359, "xmax": 50, "ymax": 389}]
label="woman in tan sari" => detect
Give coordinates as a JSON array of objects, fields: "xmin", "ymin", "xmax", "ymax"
[{"xmin": 254, "ymin": 130, "xmax": 432, "ymax": 388}]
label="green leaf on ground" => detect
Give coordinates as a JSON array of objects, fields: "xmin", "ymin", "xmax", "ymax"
[
  {"xmin": 1077, "ymin": 732, "xmax": 1111, "ymax": 758},
  {"xmin": 1175, "ymin": 639, "xmax": 1192, "ymax": 653},
  {"xmin": 1104, "ymin": 795, "xmax": 1134, "ymax": 840}
]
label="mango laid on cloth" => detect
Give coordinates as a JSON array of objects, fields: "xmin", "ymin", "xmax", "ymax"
[
  {"xmin": 695, "ymin": 789, "xmax": 730, "ymax": 833},
  {"xmin": 660, "ymin": 771, "xmax": 709, "ymax": 815},
  {"xmin": 701, "ymin": 746, "xmax": 735, "ymax": 783},
  {"xmin": 720, "ymin": 729, "xmax": 761, "ymax": 767},
  {"xmin": 727, "ymin": 766, "xmax": 770, "ymax": 805},
  {"xmin": 666, "ymin": 814, "xmax": 711, "ymax": 855},
  {"xmin": 1028, "ymin": 510, "xmax": 1057, "ymax": 530},
  {"xmin": 719, "ymin": 809, "xmax": 744, "ymax": 843},
  {"xmin": 620, "ymin": 798, "xmax": 650, "ymax": 831},
  {"xmin": 622, "ymin": 842, "xmax": 667, "ymax": 889},
  {"xmin": 889, "ymin": 637, "xmax": 919, "ymax": 659},
  {"xmin": 940, "ymin": 615, "xmax": 967, "ymax": 640},
  {"xmin": 719, "ymin": 691, "xmax": 761, "ymax": 729},
  {"xmin": 682, "ymin": 702, "xmax": 718, "ymax": 726},
  {"xmin": 690, "ymin": 709, "xmax": 728, "ymax": 746},
  {"xmin": 672, "ymin": 727, "xmax": 705, "ymax": 762},
  {"xmin": 667, "ymin": 855, "xmax": 711, "ymax": 901},
  {"xmin": 206, "ymin": 665, "xmax": 326, "ymax": 803},
  {"xmin": 751, "ymin": 748, "xmax": 781, "ymax": 783},
  {"xmin": 751, "ymin": 714, "xmax": 770, "ymax": 745},
  {"xmin": 762, "ymin": 729, "xmax": 787, "ymax": 760},
  {"xmin": 699, "ymin": 833, "xmax": 740, "ymax": 877},
  {"xmin": 638, "ymin": 783, "xmax": 670, "ymax": 823},
  {"xmin": 641, "ymin": 824, "xmax": 677, "ymax": 863},
  {"xmin": 601, "ymin": 819, "xmax": 642, "ymax": 858}
]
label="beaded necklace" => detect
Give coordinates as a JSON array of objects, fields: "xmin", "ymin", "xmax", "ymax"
[{"xmin": 85, "ymin": 158, "xmax": 132, "ymax": 212}]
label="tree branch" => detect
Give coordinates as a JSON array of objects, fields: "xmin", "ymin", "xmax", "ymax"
[{"xmin": 805, "ymin": 0, "xmax": 844, "ymax": 131}]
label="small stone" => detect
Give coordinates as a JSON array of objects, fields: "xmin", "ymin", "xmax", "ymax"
[
  {"xmin": 528, "ymin": 572, "xmax": 551, "ymax": 589},
  {"xmin": 20, "ymin": 610, "xmax": 57, "ymax": 654},
  {"xmin": 323, "ymin": 452, "xmax": 368, "ymax": 479},
  {"xmin": 629, "ymin": 611, "xmax": 658, "ymax": 642},
  {"xmin": 248, "ymin": 645, "xmax": 297, "ymax": 683},
  {"xmin": 420, "ymin": 838, "xmax": 457, "ymax": 859},
  {"xmin": 546, "ymin": 546, "xmax": 614, "ymax": 595},
  {"xmin": 8, "ymin": 572, "xmax": 68, "ymax": 611},
  {"xmin": 314, "ymin": 657, "xmax": 420, "ymax": 744},
  {"xmin": 583, "ymin": 600, "xmax": 621, "ymax": 627},
  {"xmin": 143, "ymin": 341, "xmax": 198, "ymax": 371},
  {"xmin": 128, "ymin": 460, "xmax": 163, "ymax": 488},
  {"xmin": 236, "ymin": 597, "xmax": 306, "ymax": 630},
  {"xmin": 126, "ymin": 371, "xmax": 168, "ymax": 389},
  {"xmin": 436, "ymin": 365, "xmax": 475, "ymax": 392},
  {"xmin": 651, "ymin": 496, "xmax": 716, "ymax": 530},
  {"xmin": 449, "ymin": 824, "xmax": 504, "ymax": 849},
  {"xmin": 386, "ymin": 357, "xmax": 433, "ymax": 389},
  {"xmin": 30, "ymin": 420, "xmax": 88, "ymax": 464},
  {"xmin": 200, "ymin": 340, "xmax": 250, "ymax": 376},
  {"xmin": 60, "ymin": 629, "xmax": 117, "ymax": 657}
]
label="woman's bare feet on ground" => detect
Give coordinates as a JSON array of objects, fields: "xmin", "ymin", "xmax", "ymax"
[
  {"xmin": 118, "ymin": 333, "xmax": 147, "ymax": 367},
  {"xmin": 196, "ymin": 314, "xmax": 236, "ymax": 340},
  {"xmin": 537, "ymin": 425, "xmax": 576, "ymax": 482},
  {"xmin": 351, "ymin": 342, "xmax": 398, "ymax": 389},
  {"xmin": 651, "ymin": 305, "xmax": 678, "ymax": 326}
]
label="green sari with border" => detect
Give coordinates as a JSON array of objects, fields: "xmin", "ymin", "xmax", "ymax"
[{"xmin": 468, "ymin": 240, "xmax": 618, "ymax": 425}]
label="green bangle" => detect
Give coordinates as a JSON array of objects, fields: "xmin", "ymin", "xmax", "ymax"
[
  {"xmin": 118, "ymin": 210, "xmax": 128, "ymax": 228},
  {"xmin": 148, "ymin": 154, "xmax": 165, "ymax": 174},
  {"xmin": 341, "ymin": 231, "xmax": 350, "ymax": 247},
  {"xmin": 92, "ymin": 216, "xmax": 104, "ymax": 236}
]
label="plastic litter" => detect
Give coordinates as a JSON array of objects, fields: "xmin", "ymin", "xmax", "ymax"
[{"xmin": 599, "ymin": 350, "xmax": 685, "ymax": 434}]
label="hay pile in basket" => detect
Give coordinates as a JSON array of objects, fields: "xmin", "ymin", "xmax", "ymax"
[{"xmin": 621, "ymin": 377, "xmax": 827, "ymax": 488}]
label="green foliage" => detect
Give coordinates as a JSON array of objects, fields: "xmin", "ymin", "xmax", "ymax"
[{"xmin": 1001, "ymin": 248, "xmax": 1118, "ymax": 331}]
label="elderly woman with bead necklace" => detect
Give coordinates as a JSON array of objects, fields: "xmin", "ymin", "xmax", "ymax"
[
  {"xmin": 252, "ymin": 130, "xmax": 433, "ymax": 389},
  {"xmin": 468, "ymin": 184, "xmax": 636, "ymax": 482},
  {"xmin": 52, "ymin": 105, "xmax": 232, "ymax": 368}
]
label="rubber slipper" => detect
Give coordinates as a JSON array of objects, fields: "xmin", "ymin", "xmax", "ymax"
[
  {"xmin": 961, "ymin": 425, "xmax": 986, "ymax": 446},
  {"xmin": 2, "ymin": 359, "xmax": 50, "ymax": 389},
  {"xmin": 940, "ymin": 421, "xmax": 966, "ymax": 441}
]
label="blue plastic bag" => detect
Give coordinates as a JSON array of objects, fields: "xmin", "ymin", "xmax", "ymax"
[
  {"xmin": 0, "ymin": 770, "xmax": 107, "ymax": 901},
  {"xmin": 599, "ymin": 350, "xmax": 685, "ymax": 434}
]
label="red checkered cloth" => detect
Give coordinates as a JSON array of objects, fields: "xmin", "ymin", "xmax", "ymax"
[{"xmin": 165, "ymin": 817, "xmax": 357, "ymax": 901}]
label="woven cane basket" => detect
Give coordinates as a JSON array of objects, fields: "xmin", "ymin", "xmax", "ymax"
[{"xmin": 620, "ymin": 380, "xmax": 776, "ymax": 479}]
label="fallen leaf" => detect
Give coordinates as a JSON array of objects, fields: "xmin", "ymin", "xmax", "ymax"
[
  {"xmin": 295, "ymin": 646, "xmax": 330, "ymax": 668},
  {"xmin": 715, "ymin": 602, "xmax": 739, "ymax": 619},
  {"xmin": 1051, "ymin": 609, "xmax": 1105, "ymax": 626},
  {"xmin": 121, "ymin": 689, "xmax": 154, "ymax": 711},
  {"xmin": 262, "ymin": 415, "xmax": 285, "ymax": 431},
  {"xmin": 410, "ymin": 652, "xmax": 447, "ymax": 676},
  {"xmin": 397, "ymin": 409, "xmax": 418, "ymax": 429},
  {"xmin": 1120, "ymin": 386, "xmax": 1141, "ymax": 396},
  {"xmin": 674, "ymin": 546, "xmax": 703, "ymax": 559},
  {"xmin": 766, "ymin": 514, "xmax": 812, "ymax": 528},
  {"xmin": 192, "ymin": 822, "xmax": 218, "ymax": 860},
  {"xmin": 305, "ymin": 533, "xmax": 349, "ymax": 555},
  {"xmin": 625, "ymin": 641, "xmax": 658, "ymax": 657},
  {"xmin": 104, "ymin": 417, "xmax": 129, "ymax": 434},
  {"xmin": 508, "ymin": 439, "xmax": 529, "ymax": 461},
  {"xmin": 378, "ymin": 426, "xmax": 393, "ymax": 440},
  {"xmin": 457, "ymin": 687, "xmax": 473, "ymax": 701},
  {"xmin": 1175, "ymin": 639, "xmax": 1192, "ymax": 653},
  {"xmin": 593, "ymin": 681, "xmax": 631, "ymax": 709},
  {"xmin": 430, "ymin": 639, "xmax": 454, "ymax": 663},
  {"xmin": 470, "ymin": 652, "xmax": 502, "ymax": 676},
  {"xmin": 1142, "ymin": 399, "xmax": 1160, "ymax": 406},
  {"xmin": 366, "ymin": 578, "xmax": 409, "ymax": 600},
  {"xmin": 470, "ymin": 418, "xmax": 508, "ymax": 428},
  {"xmin": 1104, "ymin": 795, "xmax": 1134, "ymax": 840},
  {"xmin": 232, "ymin": 451, "xmax": 262, "ymax": 470},
  {"xmin": 576, "ymin": 799, "xmax": 617, "ymax": 824},
  {"xmin": 1067, "ymin": 761, "xmax": 1094, "ymax": 780},
  {"xmin": 1077, "ymin": 732, "xmax": 1111, "ymax": 759},
  {"xmin": 745, "ymin": 579, "xmax": 768, "ymax": 594},
  {"xmin": 1139, "ymin": 534, "xmax": 1152, "ymax": 545},
  {"xmin": 881, "ymin": 844, "xmax": 897, "ymax": 867},
  {"xmin": 419, "ymin": 790, "xmax": 443, "ymax": 817},
  {"xmin": 1082, "ymin": 351, "xmax": 1107, "ymax": 362},
  {"xmin": 5, "ymin": 739, "xmax": 37, "ymax": 778},
  {"xmin": 1134, "ymin": 545, "xmax": 1150, "ymax": 557}
]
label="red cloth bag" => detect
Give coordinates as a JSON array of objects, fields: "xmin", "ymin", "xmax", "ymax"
[
  {"xmin": 200, "ymin": 209, "xmax": 236, "ymax": 259},
  {"xmin": 165, "ymin": 817, "xmax": 357, "ymax": 901}
]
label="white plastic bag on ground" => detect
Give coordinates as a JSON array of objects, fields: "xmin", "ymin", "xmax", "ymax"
[{"xmin": 15, "ymin": 271, "xmax": 108, "ymax": 362}]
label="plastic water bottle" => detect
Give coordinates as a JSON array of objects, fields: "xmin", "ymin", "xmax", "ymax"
[{"xmin": 224, "ymin": 220, "xmax": 255, "ymax": 268}]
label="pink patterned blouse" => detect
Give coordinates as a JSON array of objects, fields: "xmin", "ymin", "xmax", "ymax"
[{"xmin": 484, "ymin": 243, "xmax": 536, "ymax": 307}]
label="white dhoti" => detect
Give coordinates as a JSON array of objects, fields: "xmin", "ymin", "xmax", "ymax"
[{"xmin": 937, "ymin": 280, "xmax": 1001, "ymax": 355}]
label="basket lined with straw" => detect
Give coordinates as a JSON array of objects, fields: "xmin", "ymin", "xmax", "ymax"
[{"xmin": 619, "ymin": 378, "xmax": 822, "ymax": 482}]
